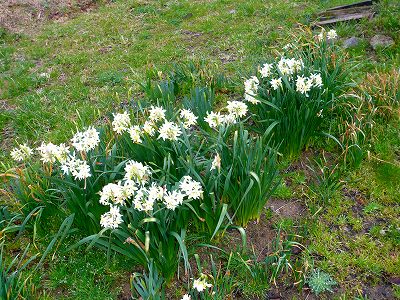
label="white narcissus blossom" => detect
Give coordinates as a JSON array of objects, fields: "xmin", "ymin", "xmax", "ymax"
[
  {"xmin": 221, "ymin": 113, "xmax": 237, "ymax": 125},
  {"xmin": 277, "ymin": 57, "xmax": 303, "ymax": 76},
  {"xmin": 179, "ymin": 109, "xmax": 198, "ymax": 129},
  {"xmin": 244, "ymin": 93, "xmax": 260, "ymax": 104},
  {"xmin": 327, "ymin": 29, "xmax": 338, "ymax": 40},
  {"xmin": 179, "ymin": 176, "xmax": 203, "ymax": 200},
  {"xmin": 121, "ymin": 180, "xmax": 137, "ymax": 199},
  {"xmin": 129, "ymin": 126, "xmax": 142, "ymax": 144},
  {"xmin": 226, "ymin": 101, "xmax": 248, "ymax": 118},
  {"xmin": 163, "ymin": 190, "xmax": 185, "ymax": 210},
  {"xmin": 143, "ymin": 121, "xmax": 155, "ymax": 136},
  {"xmin": 37, "ymin": 142, "xmax": 61, "ymax": 163},
  {"xmin": 133, "ymin": 187, "xmax": 156, "ymax": 212},
  {"xmin": 10, "ymin": 144, "xmax": 33, "ymax": 162},
  {"xmin": 149, "ymin": 106, "xmax": 166, "ymax": 122},
  {"xmin": 99, "ymin": 183, "xmax": 123, "ymax": 206},
  {"xmin": 60, "ymin": 155, "xmax": 91, "ymax": 180},
  {"xmin": 244, "ymin": 76, "xmax": 260, "ymax": 104},
  {"xmin": 210, "ymin": 153, "xmax": 221, "ymax": 171},
  {"xmin": 181, "ymin": 294, "xmax": 191, "ymax": 300},
  {"xmin": 158, "ymin": 121, "xmax": 182, "ymax": 141},
  {"xmin": 193, "ymin": 277, "xmax": 212, "ymax": 292},
  {"xmin": 296, "ymin": 75, "xmax": 313, "ymax": 96},
  {"xmin": 124, "ymin": 160, "xmax": 151, "ymax": 184},
  {"xmin": 317, "ymin": 29, "xmax": 325, "ymax": 42},
  {"xmin": 99, "ymin": 181, "xmax": 136, "ymax": 206},
  {"xmin": 71, "ymin": 127, "xmax": 100, "ymax": 152},
  {"xmin": 259, "ymin": 63, "xmax": 273, "ymax": 78},
  {"xmin": 204, "ymin": 111, "xmax": 224, "ymax": 128},
  {"xmin": 112, "ymin": 112, "xmax": 131, "ymax": 134},
  {"xmin": 292, "ymin": 58, "xmax": 304, "ymax": 73},
  {"xmin": 283, "ymin": 43, "xmax": 293, "ymax": 50},
  {"xmin": 55, "ymin": 143, "xmax": 70, "ymax": 163},
  {"xmin": 244, "ymin": 76, "xmax": 259, "ymax": 92},
  {"xmin": 309, "ymin": 73, "xmax": 323, "ymax": 88},
  {"xmin": 100, "ymin": 206, "xmax": 123, "ymax": 229},
  {"xmin": 147, "ymin": 182, "xmax": 164, "ymax": 202},
  {"xmin": 270, "ymin": 78, "xmax": 283, "ymax": 90}
]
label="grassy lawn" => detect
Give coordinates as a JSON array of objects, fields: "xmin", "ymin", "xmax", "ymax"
[{"xmin": 0, "ymin": 0, "xmax": 399, "ymax": 299}]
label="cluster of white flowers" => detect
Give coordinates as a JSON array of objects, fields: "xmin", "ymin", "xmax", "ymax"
[
  {"xmin": 277, "ymin": 57, "xmax": 304, "ymax": 76},
  {"xmin": 204, "ymin": 100, "xmax": 248, "ymax": 129},
  {"xmin": 99, "ymin": 159, "xmax": 204, "ymax": 228},
  {"xmin": 143, "ymin": 121, "xmax": 155, "ymax": 136},
  {"xmin": 179, "ymin": 176, "xmax": 203, "ymax": 200},
  {"xmin": 99, "ymin": 181, "xmax": 137, "ymax": 206},
  {"xmin": 204, "ymin": 111, "xmax": 223, "ymax": 128},
  {"xmin": 100, "ymin": 206, "xmax": 123, "ymax": 229},
  {"xmin": 244, "ymin": 76, "xmax": 260, "ymax": 104},
  {"xmin": 10, "ymin": 144, "xmax": 33, "ymax": 162},
  {"xmin": 37, "ymin": 142, "xmax": 69, "ymax": 163},
  {"xmin": 129, "ymin": 125, "xmax": 142, "ymax": 144},
  {"xmin": 161, "ymin": 175, "xmax": 204, "ymax": 210},
  {"xmin": 134, "ymin": 184, "xmax": 164, "ymax": 212},
  {"xmin": 193, "ymin": 275, "xmax": 213, "ymax": 292},
  {"xmin": 163, "ymin": 190, "xmax": 185, "ymax": 210},
  {"xmin": 270, "ymin": 77, "xmax": 283, "ymax": 90},
  {"xmin": 12, "ymin": 134, "xmax": 92, "ymax": 181},
  {"xmin": 71, "ymin": 127, "xmax": 100, "ymax": 152},
  {"xmin": 60, "ymin": 155, "xmax": 91, "ymax": 180},
  {"xmin": 179, "ymin": 109, "xmax": 197, "ymax": 129},
  {"xmin": 295, "ymin": 73, "xmax": 323, "ymax": 96},
  {"xmin": 317, "ymin": 29, "xmax": 338, "ymax": 41},
  {"xmin": 260, "ymin": 63, "xmax": 273, "ymax": 78},
  {"xmin": 181, "ymin": 274, "xmax": 213, "ymax": 298},
  {"xmin": 242, "ymin": 55, "xmax": 324, "ymax": 100},
  {"xmin": 124, "ymin": 160, "xmax": 151, "ymax": 184},
  {"xmin": 158, "ymin": 121, "xmax": 182, "ymax": 141},
  {"xmin": 149, "ymin": 106, "xmax": 166, "ymax": 122},
  {"xmin": 226, "ymin": 101, "xmax": 248, "ymax": 118},
  {"xmin": 111, "ymin": 106, "xmax": 192, "ymax": 143},
  {"xmin": 112, "ymin": 112, "xmax": 131, "ymax": 134}
]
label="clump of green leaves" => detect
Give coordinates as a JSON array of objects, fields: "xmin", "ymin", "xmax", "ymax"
[
  {"xmin": 0, "ymin": 243, "xmax": 38, "ymax": 300},
  {"xmin": 307, "ymin": 154, "xmax": 344, "ymax": 205},
  {"xmin": 306, "ymin": 269, "xmax": 336, "ymax": 295},
  {"xmin": 131, "ymin": 259, "xmax": 165, "ymax": 300}
]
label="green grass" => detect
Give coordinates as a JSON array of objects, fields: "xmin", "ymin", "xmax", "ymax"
[{"xmin": 1, "ymin": 0, "xmax": 400, "ymax": 299}]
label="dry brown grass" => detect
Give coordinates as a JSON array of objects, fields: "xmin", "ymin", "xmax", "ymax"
[{"xmin": 360, "ymin": 69, "xmax": 400, "ymax": 119}]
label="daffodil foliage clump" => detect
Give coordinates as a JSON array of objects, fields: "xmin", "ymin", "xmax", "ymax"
[
  {"xmin": 243, "ymin": 29, "xmax": 352, "ymax": 158},
  {"xmin": 8, "ymin": 88, "xmax": 278, "ymax": 281}
]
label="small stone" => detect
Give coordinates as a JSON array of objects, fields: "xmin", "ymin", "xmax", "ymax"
[
  {"xmin": 229, "ymin": 9, "xmax": 236, "ymax": 14},
  {"xmin": 370, "ymin": 34, "xmax": 394, "ymax": 50},
  {"xmin": 343, "ymin": 36, "xmax": 360, "ymax": 49},
  {"xmin": 182, "ymin": 12, "xmax": 193, "ymax": 19}
]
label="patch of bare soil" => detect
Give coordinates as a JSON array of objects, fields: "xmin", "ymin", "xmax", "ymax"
[
  {"xmin": 268, "ymin": 285, "xmax": 318, "ymax": 300},
  {"xmin": 243, "ymin": 215, "xmax": 276, "ymax": 261},
  {"xmin": 0, "ymin": 99, "xmax": 16, "ymax": 111},
  {"xmin": 267, "ymin": 198, "xmax": 307, "ymax": 219},
  {"xmin": 117, "ymin": 279, "xmax": 131, "ymax": 300},
  {"xmin": 0, "ymin": 124, "xmax": 15, "ymax": 150},
  {"xmin": 0, "ymin": 0, "xmax": 100, "ymax": 35}
]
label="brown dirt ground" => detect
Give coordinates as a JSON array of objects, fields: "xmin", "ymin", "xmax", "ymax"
[{"xmin": 0, "ymin": 0, "xmax": 100, "ymax": 35}]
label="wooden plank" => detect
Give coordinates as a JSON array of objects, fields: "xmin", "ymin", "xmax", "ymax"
[
  {"xmin": 314, "ymin": 11, "xmax": 374, "ymax": 26},
  {"xmin": 318, "ymin": 6, "xmax": 373, "ymax": 20},
  {"xmin": 326, "ymin": 0, "xmax": 373, "ymax": 11}
]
